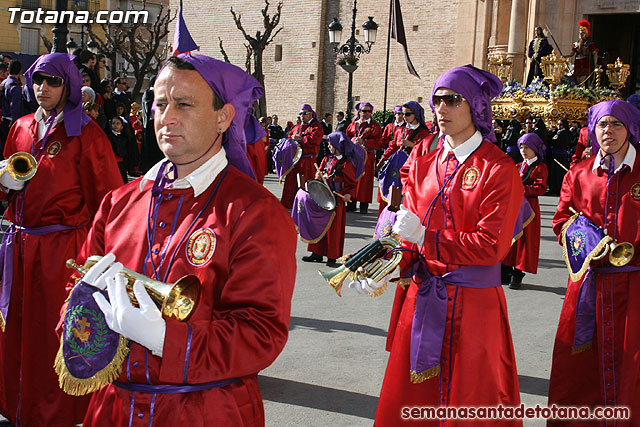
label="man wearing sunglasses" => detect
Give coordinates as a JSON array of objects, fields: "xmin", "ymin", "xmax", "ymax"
[
  {"xmin": 378, "ymin": 106, "xmax": 406, "ymax": 162},
  {"xmin": 345, "ymin": 102, "xmax": 383, "ymax": 214},
  {"xmin": 367, "ymin": 65, "xmax": 525, "ymax": 425},
  {"xmin": 0, "ymin": 53, "xmax": 122, "ymax": 426},
  {"xmin": 280, "ymin": 104, "xmax": 323, "ymax": 209}
]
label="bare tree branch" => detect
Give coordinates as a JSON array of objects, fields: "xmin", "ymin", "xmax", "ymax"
[{"xmin": 218, "ymin": 38, "xmax": 231, "ymax": 63}]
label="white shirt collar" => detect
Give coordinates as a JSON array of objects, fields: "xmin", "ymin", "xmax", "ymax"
[
  {"xmin": 525, "ymin": 156, "xmax": 538, "ymax": 165},
  {"xmin": 34, "ymin": 107, "xmax": 64, "ymax": 141},
  {"xmin": 406, "ymin": 123, "xmax": 419, "ymax": 130},
  {"xmin": 394, "ymin": 120, "xmax": 405, "ymax": 126},
  {"xmin": 592, "ymin": 143, "xmax": 636, "ymax": 174},
  {"xmin": 335, "ymin": 154, "xmax": 343, "ymax": 160},
  {"xmin": 114, "ymin": 89, "xmax": 126, "ymax": 95},
  {"xmin": 440, "ymin": 130, "xmax": 483, "ymax": 164},
  {"xmin": 358, "ymin": 118, "xmax": 371, "ymax": 124},
  {"xmin": 141, "ymin": 147, "xmax": 229, "ymax": 197}
]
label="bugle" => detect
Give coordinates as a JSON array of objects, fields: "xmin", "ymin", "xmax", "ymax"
[
  {"xmin": 67, "ymin": 256, "xmax": 201, "ymax": 322},
  {"xmin": 319, "ymin": 235, "xmax": 402, "ymax": 296},
  {"xmin": 0, "ymin": 152, "xmax": 37, "ymax": 182}
]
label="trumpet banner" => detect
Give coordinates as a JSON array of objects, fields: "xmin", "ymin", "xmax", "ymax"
[
  {"xmin": 54, "ymin": 281, "xmax": 129, "ymax": 396},
  {"xmin": 561, "ymin": 212, "xmax": 612, "ymax": 282}
]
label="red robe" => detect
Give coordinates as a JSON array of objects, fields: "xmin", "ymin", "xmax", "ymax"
[
  {"xmin": 376, "ymin": 142, "xmax": 524, "ymax": 426},
  {"xmin": 346, "ymin": 120, "xmax": 383, "ymax": 203},
  {"xmin": 0, "ymin": 115, "xmax": 122, "ymax": 426},
  {"xmin": 548, "ymin": 153, "xmax": 640, "ymax": 426},
  {"xmin": 308, "ymin": 155, "xmax": 356, "ymax": 259},
  {"xmin": 79, "ymin": 165, "xmax": 297, "ymax": 426},
  {"xmin": 378, "ymin": 126, "xmax": 434, "ymax": 215},
  {"xmin": 280, "ymin": 120, "xmax": 323, "ymax": 209},
  {"xmin": 380, "ymin": 121, "xmax": 405, "ymax": 153},
  {"xmin": 399, "ymin": 133, "xmax": 440, "ymax": 189},
  {"xmin": 503, "ymin": 160, "xmax": 548, "ymax": 273},
  {"xmin": 570, "ymin": 126, "xmax": 590, "ymax": 168},
  {"xmin": 246, "ymin": 136, "xmax": 267, "ymax": 184}
]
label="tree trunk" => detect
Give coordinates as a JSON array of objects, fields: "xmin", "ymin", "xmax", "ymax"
[{"xmin": 253, "ymin": 50, "xmax": 267, "ymax": 118}]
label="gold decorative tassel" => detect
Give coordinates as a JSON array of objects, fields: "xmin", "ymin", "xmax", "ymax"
[
  {"xmin": 410, "ymin": 365, "xmax": 440, "ymax": 383},
  {"xmin": 397, "ymin": 278, "xmax": 412, "ymax": 290},
  {"xmin": 368, "ymin": 282, "xmax": 388, "ymax": 298},
  {"xmin": 0, "ymin": 312, "xmax": 5, "ymax": 332},
  {"xmin": 570, "ymin": 341, "xmax": 593, "ymax": 355},
  {"xmin": 54, "ymin": 335, "xmax": 130, "ymax": 396}
]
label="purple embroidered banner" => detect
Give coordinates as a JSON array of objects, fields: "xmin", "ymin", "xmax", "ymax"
[
  {"xmin": 55, "ymin": 281, "xmax": 129, "ymax": 396},
  {"xmin": 374, "ymin": 207, "xmax": 397, "ymax": 240},
  {"xmin": 291, "ymin": 188, "xmax": 335, "ymax": 244},
  {"xmin": 273, "ymin": 138, "xmax": 301, "ymax": 183},
  {"xmin": 378, "ymin": 150, "xmax": 408, "ymax": 203},
  {"xmin": 561, "ymin": 213, "xmax": 612, "ymax": 282},
  {"xmin": 512, "ymin": 198, "xmax": 534, "ymax": 242}
]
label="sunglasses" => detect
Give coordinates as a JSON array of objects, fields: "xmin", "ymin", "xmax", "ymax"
[
  {"xmin": 403, "ymin": 111, "xmax": 414, "ymax": 117},
  {"xmin": 299, "ymin": 111, "xmax": 311, "ymax": 116},
  {"xmin": 432, "ymin": 93, "xmax": 465, "ymax": 107},
  {"xmin": 32, "ymin": 73, "xmax": 64, "ymax": 88},
  {"xmin": 360, "ymin": 109, "xmax": 372, "ymax": 113}
]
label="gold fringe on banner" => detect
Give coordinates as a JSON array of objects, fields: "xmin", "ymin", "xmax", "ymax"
[
  {"xmin": 410, "ymin": 365, "xmax": 441, "ymax": 384},
  {"xmin": 296, "ymin": 211, "xmax": 337, "ymax": 245},
  {"xmin": 54, "ymin": 335, "xmax": 130, "ymax": 396},
  {"xmin": 570, "ymin": 341, "xmax": 593, "ymax": 355},
  {"xmin": 0, "ymin": 311, "xmax": 5, "ymax": 332},
  {"xmin": 561, "ymin": 212, "xmax": 613, "ymax": 282},
  {"xmin": 368, "ymin": 282, "xmax": 388, "ymax": 298}
]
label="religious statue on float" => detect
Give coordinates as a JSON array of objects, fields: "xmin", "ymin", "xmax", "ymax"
[
  {"xmin": 565, "ymin": 19, "xmax": 598, "ymax": 85},
  {"xmin": 526, "ymin": 26, "xmax": 553, "ymax": 86}
]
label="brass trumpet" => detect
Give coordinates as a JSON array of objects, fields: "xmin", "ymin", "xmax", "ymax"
[
  {"xmin": 66, "ymin": 256, "xmax": 201, "ymax": 322},
  {"xmin": 319, "ymin": 235, "xmax": 403, "ymax": 296},
  {"xmin": 592, "ymin": 240, "xmax": 635, "ymax": 267},
  {"xmin": 0, "ymin": 152, "xmax": 37, "ymax": 182}
]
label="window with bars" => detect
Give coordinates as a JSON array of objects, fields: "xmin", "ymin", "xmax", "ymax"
[{"xmin": 21, "ymin": 28, "xmax": 40, "ymax": 56}]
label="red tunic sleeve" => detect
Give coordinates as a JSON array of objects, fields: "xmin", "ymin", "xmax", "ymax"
[
  {"xmin": 300, "ymin": 121, "xmax": 323, "ymax": 156},
  {"xmin": 340, "ymin": 160, "xmax": 357, "ymax": 199},
  {"xmin": 523, "ymin": 162, "xmax": 548, "ymax": 198}
]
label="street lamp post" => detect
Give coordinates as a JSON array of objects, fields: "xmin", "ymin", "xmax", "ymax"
[
  {"xmin": 52, "ymin": 0, "xmax": 69, "ymax": 53},
  {"xmin": 327, "ymin": 1, "xmax": 378, "ymax": 123}
]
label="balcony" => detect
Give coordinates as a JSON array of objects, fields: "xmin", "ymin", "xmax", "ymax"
[{"xmin": 19, "ymin": 0, "xmax": 101, "ymax": 13}]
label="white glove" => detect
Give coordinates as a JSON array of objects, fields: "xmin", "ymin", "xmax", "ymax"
[
  {"xmin": 82, "ymin": 253, "xmax": 123, "ymax": 291},
  {"xmin": 93, "ymin": 273, "xmax": 166, "ymax": 357},
  {"xmin": 348, "ymin": 276, "xmax": 386, "ymax": 295},
  {"xmin": 392, "ymin": 205, "xmax": 425, "ymax": 245},
  {"xmin": 0, "ymin": 160, "xmax": 25, "ymax": 191}
]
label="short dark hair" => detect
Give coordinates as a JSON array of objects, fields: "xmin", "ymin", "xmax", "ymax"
[
  {"xmin": 337, "ymin": 111, "xmax": 344, "ymax": 118},
  {"xmin": 114, "ymin": 102, "xmax": 126, "ymax": 110},
  {"xmin": 8, "ymin": 60, "xmax": 21, "ymax": 75},
  {"xmin": 2, "ymin": 54, "xmax": 12, "ymax": 62},
  {"xmin": 0, "ymin": 64, "xmax": 7, "ymax": 72},
  {"xmin": 77, "ymin": 49, "xmax": 94, "ymax": 65},
  {"xmin": 164, "ymin": 56, "xmax": 224, "ymax": 110},
  {"xmin": 324, "ymin": 113, "xmax": 331, "ymax": 119}
]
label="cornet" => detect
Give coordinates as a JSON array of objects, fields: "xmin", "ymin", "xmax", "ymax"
[
  {"xmin": 0, "ymin": 152, "xmax": 37, "ymax": 182},
  {"xmin": 67, "ymin": 256, "xmax": 201, "ymax": 322},
  {"xmin": 320, "ymin": 235, "xmax": 403, "ymax": 296},
  {"xmin": 592, "ymin": 240, "xmax": 635, "ymax": 267}
]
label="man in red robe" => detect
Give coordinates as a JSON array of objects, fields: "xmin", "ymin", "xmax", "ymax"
[
  {"xmin": 379, "ymin": 106, "xmax": 405, "ymax": 156},
  {"xmin": 548, "ymin": 100, "xmax": 640, "ymax": 426},
  {"xmin": 0, "ymin": 53, "xmax": 123, "ymax": 426},
  {"xmin": 75, "ymin": 55, "xmax": 297, "ymax": 426},
  {"xmin": 502, "ymin": 133, "xmax": 549, "ymax": 289},
  {"xmin": 345, "ymin": 102, "xmax": 382, "ymax": 214},
  {"xmin": 353, "ymin": 65, "xmax": 523, "ymax": 426},
  {"xmin": 280, "ymin": 104, "xmax": 323, "ymax": 209},
  {"xmin": 377, "ymin": 101, "xmax": 434, "ymax": 215}
]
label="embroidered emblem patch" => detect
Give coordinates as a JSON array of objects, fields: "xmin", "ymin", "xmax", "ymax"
[
  {"xmin": 297, "ymin": 199, "xmax": 305, "ymax": 214},
  {"xmin": 65, "ymin": 305, "xmax": 109, "ymax": 359},
  {"xmin": 381, "ymin": 220, "xmax": 394, "ymax": 237},
  {"xmin": 630, "ymin": 183, "xmax": 640, "ymax": 201},
  {"xmin": 47, "ymin": 140, "xmax": 62, "ymax": 158},
  {"xmin": 461, "ymin": 166, "xmax": 481, "ymax": 190},
  {"xmin": 186, "ymin": 228, "xmax": 216, "ymax": 266},
  {"xmin": 569, "ymin": 231, "xmax": 586, "ymax": 258}
]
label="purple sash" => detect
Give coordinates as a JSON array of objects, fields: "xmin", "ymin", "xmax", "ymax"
[
  {"xmin": 512, "ymin": 198, "xmax": 534, "ymax": 242},
  {"xmin": 409, "ymin": 262, "xmax": 500, "ymax": 383},
  {"xmin": 0, "ymin": 223, "xmax": 78, "ymax": 331},
  {"xmin": 378, "ymin": 150, "xmax": 408, "ymax": 203},
  {"xmin": 561, "ymin": 213, "xmax": 613, "ymax": 282},
  {"xmin": 374, "ymin": 207, "xmax": 397, "ymax": 240},
  {"xmin": 113, "ymin": 377, "xmax": 241, "ymax": 394},
  {"xmin": 291, "ymin": 188, "xmax": 335, "ymax": 243},
  {"xmin": 572, "ymin": 264, "xmax": 640, "ymax": 354},
  {"xmin": 273, "ymin": 138, "xmax": 301, "ymax": 183}
]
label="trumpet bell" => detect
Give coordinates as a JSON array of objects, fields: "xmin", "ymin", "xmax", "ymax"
[
  {"xmin": 609, "ymin": 242, "xmax": 634, "ymax": 267},
  {"xmin": 2, "ymin": 152, "xmax": 37, "ymax": 182},
  {"xmin": 66, "ymin": 256, "xmax": 201, "ymax": 322}
]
